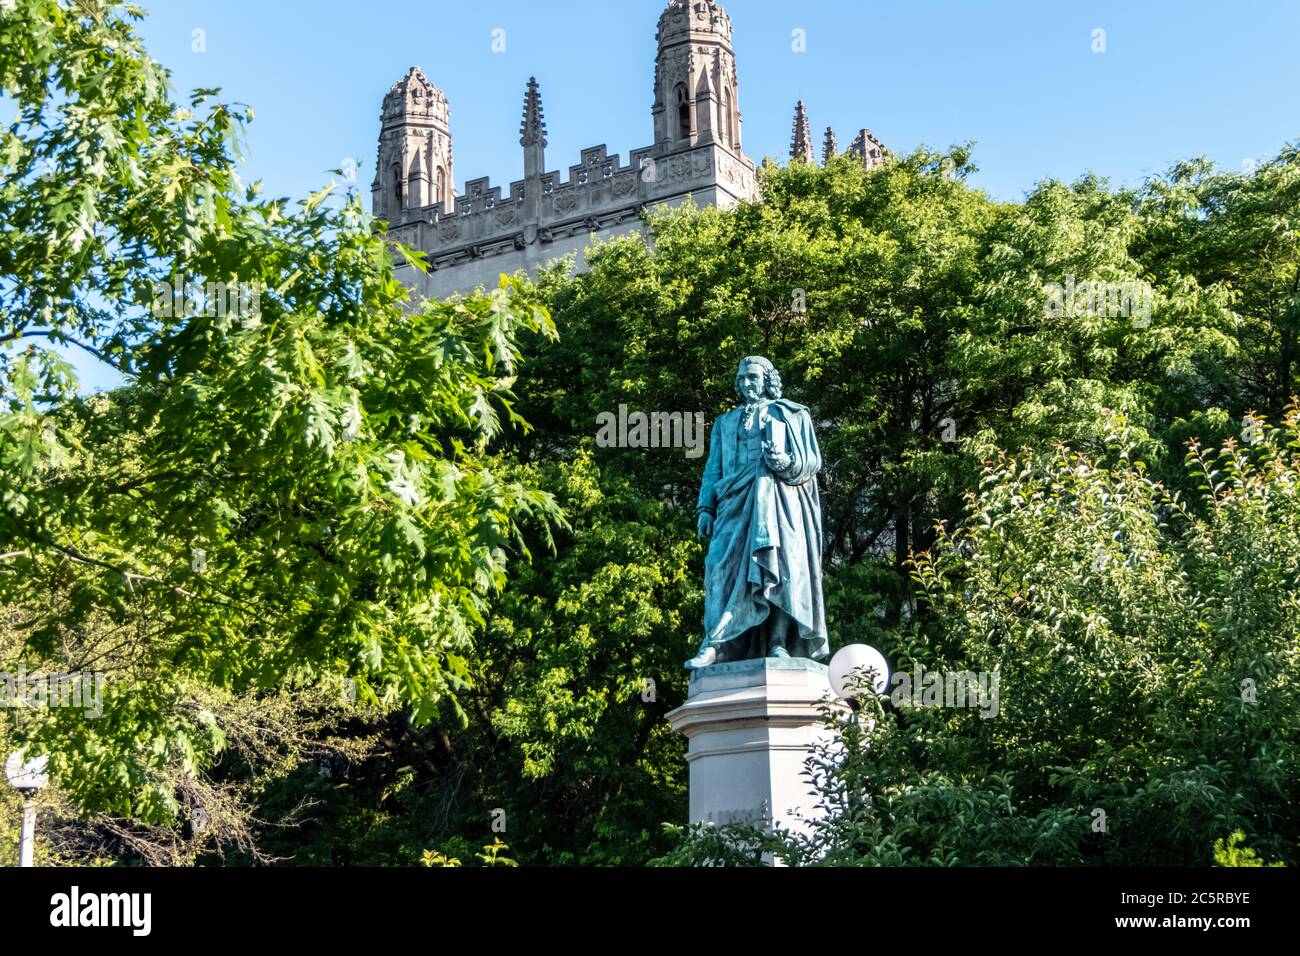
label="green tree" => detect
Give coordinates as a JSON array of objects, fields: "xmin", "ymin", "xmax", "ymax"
[
  {"xmin": 1135, "ymin": 145, "xmax": 1300, "ymax": 421},
  {"xmin": 765, "ymin": 414, "xmax": 1300, "ymax": 865},
  {"xmin": 0, "ymin": 0, "xmax": 556, "ymax": 830},
  {"xmin": 245, "ymin": 452, "xmax": 696, "ymax": 866}
]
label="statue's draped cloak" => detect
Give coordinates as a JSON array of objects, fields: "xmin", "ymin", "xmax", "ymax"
[{"xmin": 696, "ymin": 399, "xmax": 829, "ymax": 662}]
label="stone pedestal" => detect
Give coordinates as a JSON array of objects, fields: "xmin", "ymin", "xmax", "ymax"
[{"xmin": 666, "ymin": 658, "xmax": 845, "ymax": 844}]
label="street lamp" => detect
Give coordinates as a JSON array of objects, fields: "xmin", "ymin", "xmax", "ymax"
[
  {"xmin": 826, "ymin": 645, "xmax": 889, "ymax": 823},
  {"xmin": 828, "ymin": 643, "xmax": 890, "ymax": 701},
  {"xmin": 5, "ymin": 750, "xmax": 49, "ymax": 867}
]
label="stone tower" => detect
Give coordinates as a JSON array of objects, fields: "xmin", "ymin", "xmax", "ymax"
[
  {"xmin": 653, "ymin": 0, "xmax": 743, "ymax": 154},
  {"xmin": 790, "ymin": 101, "xmax": 814, "ymax": 163},
  {"xmin": 371, "ymin": 67, "xmax": 455, "ymax": 223},
  {"xmin": 847, "ymin": 128, "xmax": 887, "ymax": 169}
]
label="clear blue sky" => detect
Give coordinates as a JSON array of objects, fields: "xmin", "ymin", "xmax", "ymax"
[
  {"xmin": 45, "ymin": 0, "xmax": 1300, "ymax": 392},
  {"xmin": 134, "ymin": 0, "xmax": 1298, "ymax": 205}
]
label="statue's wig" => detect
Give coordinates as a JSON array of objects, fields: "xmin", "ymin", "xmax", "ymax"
[{"xmin": 734, "ymin": 355, "xmax": 783, "ymax": 400}]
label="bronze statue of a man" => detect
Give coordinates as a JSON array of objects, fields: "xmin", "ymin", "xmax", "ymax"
[{"xmin": 686, "ymin": 356, "xmax": 829, "ymax": 669}]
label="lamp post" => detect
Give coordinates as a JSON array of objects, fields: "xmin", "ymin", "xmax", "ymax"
[
  {"xmin": 826, "ymin": 645, "xmax": 890, "ymax": 825},
  {"xmin": 5, "ymin": 751, "xmax": 49, "ymax": 867}
]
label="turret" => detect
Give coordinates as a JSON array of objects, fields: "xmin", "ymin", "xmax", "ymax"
[
  {"xmin": 372, "ymin": 67, "xmax": 454, "ymax": 222},
  {"xmin": 847, "ymin": 128, "xmax": 888, "ymax": 169},
  {"xmin": 653, "ymin": 0, "xmax": 742, "ymax": 152}
]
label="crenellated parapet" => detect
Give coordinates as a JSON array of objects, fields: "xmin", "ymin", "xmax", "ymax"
[{"xmin": 384, "ymin": 139, "xmax": 755, "ymax": 276}]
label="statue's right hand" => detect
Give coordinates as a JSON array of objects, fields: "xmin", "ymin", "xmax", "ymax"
[{"xmin": 697, "ymin": 511, "xmax": 713, "ymax": 539}]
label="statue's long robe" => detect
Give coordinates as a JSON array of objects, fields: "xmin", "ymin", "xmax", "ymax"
[{"xmin": 696, "ymin": 398, "xmax": 829, "ymax": 662}]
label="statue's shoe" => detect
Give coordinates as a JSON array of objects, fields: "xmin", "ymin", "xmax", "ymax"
[
  {"xmin": 769, "ymin": 645, "xmax": 791, "ymax": 659},
  {"xmin": 684, "ymin": 646, "xmax": 718, "ymax": 670}
]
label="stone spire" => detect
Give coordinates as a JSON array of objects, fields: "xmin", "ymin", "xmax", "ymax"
[
  {"xmin": 790, "ymin": 101, "xmax": 814, "ymax": 163},
  {"xmin": 822, "ymin": 126, "xmax": 837, "ymax": 165},
  {"xmin": 520, "ymin": 76, "xmax": 547, "ymax": 149},
  {"xmin": 520, "ymin": 76, "xmax": 547, "ymax": 185},
  {"xmin": 519, "ymin": 77, "xmax": 547, "ymax": 221}
]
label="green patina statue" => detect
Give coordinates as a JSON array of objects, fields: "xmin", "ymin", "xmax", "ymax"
[{"xmin": 685, "ymin": 356, "xmax": 830, "ymax": 670}]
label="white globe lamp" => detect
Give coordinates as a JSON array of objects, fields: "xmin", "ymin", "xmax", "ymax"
[{"xmin": 828, "ymin": 644, "xmax": 890, "ymax": 700}]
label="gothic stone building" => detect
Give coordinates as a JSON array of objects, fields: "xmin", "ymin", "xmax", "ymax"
[{"xmin": 372, "ymin": 0, "xmax": 886, "ymax": 299}]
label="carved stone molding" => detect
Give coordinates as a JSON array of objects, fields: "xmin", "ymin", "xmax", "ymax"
[{"xmin": 613, "ymin": 171, "xmax": 637, "ymax": 196}]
